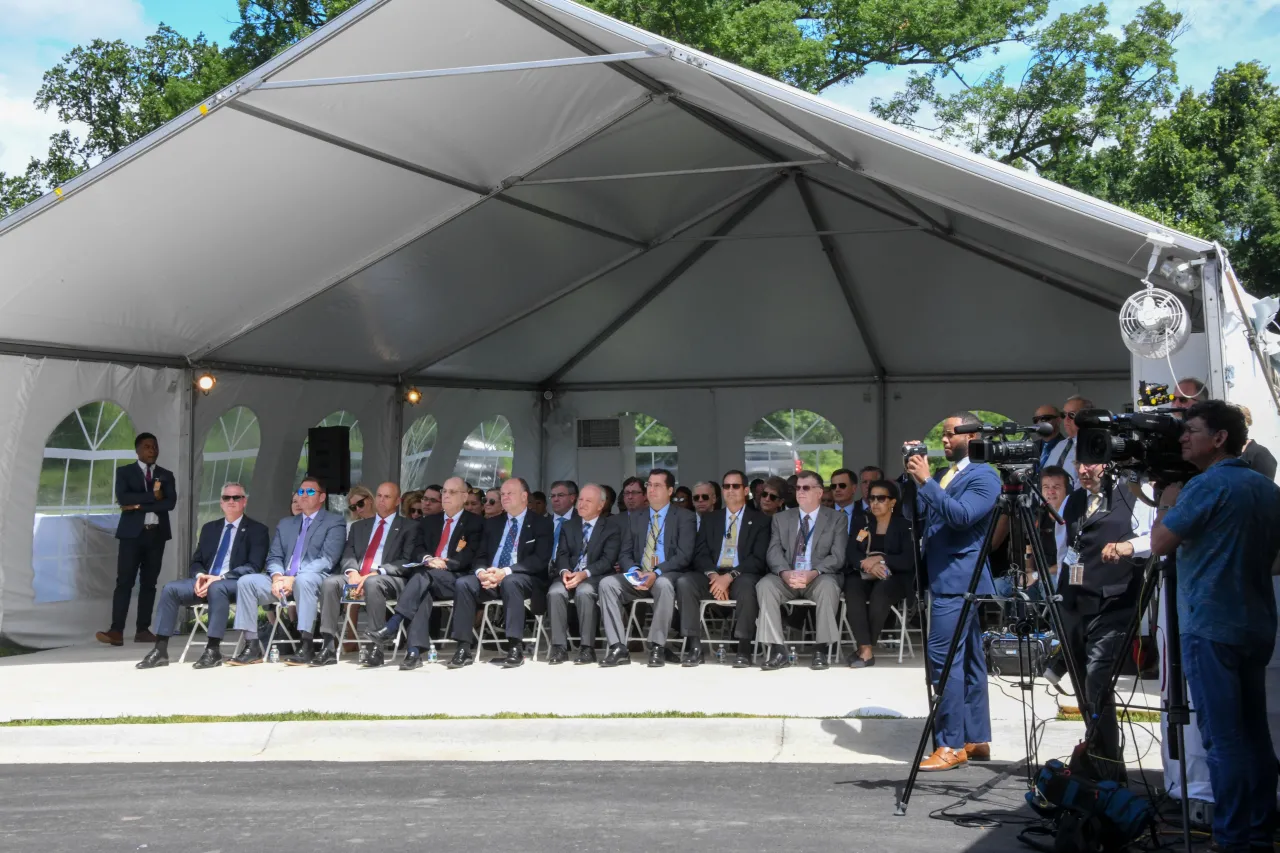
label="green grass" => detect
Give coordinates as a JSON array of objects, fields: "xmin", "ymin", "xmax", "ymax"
[
  {"xmin": 0, "ymin": 640, "xmax": 37, "ymax": 658},
  {"xmin": 0, "ymin": 710, "xmax": 910, "ymax": 727},
  {"xmin": 1057, "ymin": 709, "xmax": 1162, "ymax": 723}
]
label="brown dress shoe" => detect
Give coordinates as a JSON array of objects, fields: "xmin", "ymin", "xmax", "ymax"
[
  {"xmin": 919, "ymin": 747, "xmax": 968, "ymax": 772},
  {"xmin": 95, "ymin": 630, "xmax": 124, "ymax": 647},
  {"xmin": 964, "ymin": 742, "xmax": 991, "ymax": 761},
  {"xmin": 134, "ymin": 630, "xmax": 158, "ymax": 643}
]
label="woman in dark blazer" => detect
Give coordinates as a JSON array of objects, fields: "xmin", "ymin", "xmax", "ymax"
[{"xmin": 843, "ymin": 479, "xmax": 915, "ymax": 668}]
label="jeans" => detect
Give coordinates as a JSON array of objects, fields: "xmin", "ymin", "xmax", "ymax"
[{"xmin": 1181, "ymin": 632, "xmax": 1277, "ymax": 851}]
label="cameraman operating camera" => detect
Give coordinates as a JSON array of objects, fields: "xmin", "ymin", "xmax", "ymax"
[
  {"xmin": 905, "ymin": 411, "xmax": 1000, "ymax": 772},
  {"xmin": 1151, "ymin": 400, "xmax": 1280, "ymax": 853}
]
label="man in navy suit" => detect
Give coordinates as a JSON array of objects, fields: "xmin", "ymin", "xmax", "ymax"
[
  {"xmin": 97, "ymin": 432, "xmax": 178, "ymax": 646},
  {"xmin": 226, "ymin": 476, "xmax": 347, "ymax": 665},
  {"xmin": 905, "ymin": 411, "xmax": 1000, "ymax": 772},
  {"xmin": 136, "ymin": 482, "xmax": 269, "ymax": 669},
  {"xmin": 446, "ymin": 477, "xmax": 553, "ymax": 670}
]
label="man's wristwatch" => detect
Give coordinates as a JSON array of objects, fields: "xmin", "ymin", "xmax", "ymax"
[{"xmin": 730, "ymin": 570, "xmax": 741, "ymax": 579}]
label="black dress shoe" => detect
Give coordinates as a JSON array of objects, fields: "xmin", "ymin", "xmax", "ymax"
[
  {"xmin": 400, "ymin": 650, "xmax": 423, "ymax": 671},
  {"xmin": 733, "ymin": 653, "xmax": 752, "ymax": 668},
  {"xmin": 811, "ymin": 650, "xmax": 829, "ymax": 670},
  {"xmin": 761, "ymin": 651, "xmax": 790, "ymax": 671},
  {"xmin": 681, "ymin": 645, "xmax": 704, "ymax": 667},
  {"xmin": 600, "ymin": 645, "xmax": 631, "ymax": 667},
  {"xmin": 227, "ymin": 642, "xmax": 264, "ymax": 666},
  {"xmin": 548, "ymin": 645, "xmax": 568, "ymax": 665},
  {"xmin": 848, "ymin": 655, "xmax": 875, "ymax": 669},
  {"xmin": 362, "ymin": 626, "xmax": 395, "ymax": 644},
  {"xmin": 362, "ymin": 646, "xmax": 385, "ymax": 668},
  {"xmin": 283, "ymin": 646, "xmax": 314, "ymax": 666},
  {"xmin": 310, "ymin": 647, "xmax": 338, "ymax": 667},
  {"xmin": 447, "ymin": 645, "xmax": 474, "ymax": 669},
  {"xmin": 502, "ymin": 646, "xmax": 525, "ymax": 669},
  {"xmin": 663, "ymin": 647, "xmax": 681, "ymax": 664},
  {"xmin": 192, "ymin": 648, "xmax": 223, "ymax": 670},
  {"xmin": 648, "ymin": 646, "xmax": 665, "ymax": 668},
  {"xmin": 136, "ymin": 648, "xmax": 168, "ymax": 670},
  {"xmin": 575, "ymin": 646, "xmax": 597, "ymax": 665}
]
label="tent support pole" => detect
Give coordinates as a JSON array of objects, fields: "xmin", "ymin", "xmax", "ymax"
[
  {"xmin": 541, "ymin": 175, "xmax": 786, "ymax": 386},
  {"xmin": 794, "ymin": 173, "xmax": 885, "ymax": 375},
  {"xmin": 402, "ymin": 170, "xmax": 789, "ymax": 376},
  {"xmin": 181, "ymin": 368, "xmax": 197, "ymax": 588},
  {"xmin": 877, "ymin": 379, "xmax": 888, "ymax": 473},
  {"xmin": 516, "ymin": 160, "xmax": 823, "ymax": 185},
  {"xmin": 391, "ymin": 392, "xmax": 405, "ymax": 486}
]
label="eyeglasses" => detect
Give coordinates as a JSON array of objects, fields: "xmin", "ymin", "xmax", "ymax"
[
  {"xmin": 868, "ymin": 495, "xmax": 893, "ymax": 503},
  {"xmin": 296, "ymin": 488, "xmax": 317, "ymax": 497},
  {"xmin": 1174, "ymin": 396, "xmax": 1195, "ymax": 404},
  {"xmin": 692, "ymin": 494, "xmax": 714, "ymax": 502},
  {"xmin": 831, "ymin": 482, "xmax": 852, "ymax": 489},
  {"xmin": 671, "ymin": 496, "xmax": 689, "ymax": 504},
  {"xmin": 408, "ymin": 509, "xmax": 422, "ymax": 518},
  {"xmin": 348, "ymin": 498, "xmax": 367, "ymax": 510},
  {"xmin": 423, "ymin": 496, "xmax": 442, "ymax": 503},
  {"xmin": 1032, "ymin": 414, "xmax": 1060, "ymax": 423},
  {"xmin": 794, "ymin": 484, "xmax": 817, "ymax": 492},
  {"xmin": 485, "ymin": 498, "xmax": 499, "ymax": 505},
  {"xmin": 721, "ymin": 482, "xmax": 744, "ymax": 490},
  {"xmin": 221, "ymin": 494, "xmax": 245, "ymax": 502},
  {"xmin": 1065, "ymin": 412, "xmax": 1079, "ymax": 421},
  {"xmin": 623, "ymin": 489, "xmax": 643, "ymax": 496},
  {"xmin": 442, "ymin": 488, "xmax": 467, "ymax": 496},
  {"xmin": 759, "ymin": 491, "xmax": 781, "ymax": 501},
  {"xmin": 549, "ymin": 492, "xmax": 572, "ymax": 500}
]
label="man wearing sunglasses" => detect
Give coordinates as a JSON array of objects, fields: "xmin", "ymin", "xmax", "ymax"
[
  {"xmin": 1043, "ymin": 395, "xmax": 1091, "ymax": 489},
  {"xmin": 227, "ymin": 476, "xmax": 346, "ymax": 665},
  {"xmin": 1171, "ymin": 376, "xmax": 1206, "ymax": 411},
  {"xmin": 1033, "ymin": 405, "xmax": 1065, "ymax": 470},
  {"xmin": 136, "ymin": 483, "xmax": 269, "ymax": 669},
  {"xmin": 756, "ymin": 477, "xmax": 787, "ymax": 517},
  {"xmin": 678, "ymin": 470, "xmax": 769, "ymax": 667},
  {"xmin": 546, "ymin": 483, "xmax": 621, "ymax": 665}
]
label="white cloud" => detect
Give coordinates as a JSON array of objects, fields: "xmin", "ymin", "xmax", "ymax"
[
  {"xmin": 0, "ymin": 0, "xmax": 149, "ymax": 42},
  {"xmin": 0, "ymin": 70, "xmax": 85, "ymax": 176}
]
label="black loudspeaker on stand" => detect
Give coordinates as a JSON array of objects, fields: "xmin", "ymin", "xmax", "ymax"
[{"xmin": 307, "ymin": 426, "xmax": 351, "ymax": 499}]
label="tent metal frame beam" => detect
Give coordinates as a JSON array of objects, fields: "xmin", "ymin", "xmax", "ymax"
[
  {"xmin": 254, "ymin": 49, "xmax": 667, "ymax": 90},
  {"xmin": 668, "ymin": 226, "xmax": 917, "ymax": 243},
  {"xmin": 555, "ymin": 370, "xmax": 1129, "ymax": 391},
  {"xmin": 226, "ymin": 101, "xmax": 644, "ymax": 250},
  {"xmin": 401, "ymin": 169, "xmax": 790, "ymax": 377},
  {"xmin": 795, "ymin": 173, "xmax": 885, "ymax": 375},
  {"xmin": 542, "ymin": 175, "xmax": 787, "ymax": 386},
  {"xmin": 516, "ymin": 159, "xmax": 822, "ymax": 185}
]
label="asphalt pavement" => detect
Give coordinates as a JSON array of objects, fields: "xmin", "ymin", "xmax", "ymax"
[{"xmin": 0, "ymin": 760, "xmax": 1045, "ymax": 853}]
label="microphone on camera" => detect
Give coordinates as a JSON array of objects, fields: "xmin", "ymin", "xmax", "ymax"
[
  {"xmin": 953, "ymin": 422, "xmax": 987, "ymax": 435},
  {"xmin": 1029, "ymin": 422, "xmax": 1057, "ymax": 437},
  {"xmin": 953, "ymin": 421, "xmax": 1056, "ymax": 437}
]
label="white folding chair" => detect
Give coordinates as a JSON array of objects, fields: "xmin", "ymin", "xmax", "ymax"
[
  {"xmin": 755, "ymin": 599, "xmax": 839, "ymax": 661},
  {"xmin": 838, "ymin": 597, "xmax": 917, "ymax": 663},
  {"xmin": 679, "ymin": 599, "xmax": 738, "ymax": 655},
  {"xmin": 478, "ymin": 599, "xmax": 543, "ymax": 660},
  {"xmin": 338, "ymin": 597, "xmax": 405, "ymax": 662},
  {"xmin": 178, "ymin": 602, "xmax": 237, "ymax": 663}
]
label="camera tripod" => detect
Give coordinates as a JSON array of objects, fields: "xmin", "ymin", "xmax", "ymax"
[{"xmin": 896, "ymin": 464, "xmax": 1088, "ymax": 815}]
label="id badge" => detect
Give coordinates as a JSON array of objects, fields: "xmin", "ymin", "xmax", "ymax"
[
  {"xmin": 794, "ymin": 557, "xmax": 811, "ymax": 572},
  {"xmin": 1063, "ymin": 547, "xmax": 1080, "ymax": 566},
  {"xmin": 1069, "ymin": 564, "xmax": 1084, "ymax": 586},
  {"xmin": 856, "ymin": 529, "xmax": 869, "ymax": 543},
  {"xmin": 722, "ymin": 545, "xmax": 737, "ymax": 563}
]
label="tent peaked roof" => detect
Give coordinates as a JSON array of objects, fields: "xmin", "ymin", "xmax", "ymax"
[{"xmin": 0, "ymin": 0, "xmax": 1212, "ymax": 388}]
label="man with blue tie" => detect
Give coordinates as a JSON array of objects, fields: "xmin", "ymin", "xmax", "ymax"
[
  {"xmin": 547, "ymin": 480, "xmax": 578, "ymax": 568},
  {"xmin": 905, "ymin": 412, "xmax": 1001, "ymax": 771},
  {"xmin": 227, "ymin": 476, "xmax": 346, "ymax": 666},
  {"xmin": 136, "ymin": 482, "xmax": 269, "ymax": 669},
  {"xmin": 446, "ymin": 477, "xmax": 553, "ymax": 670},
  {"xmin": 546, "ymin": 484, "xmax": 621, "ymax": 665},
  {"xmin": 598, "ymin": 469, "xmax": 697, "ymax": 668}
]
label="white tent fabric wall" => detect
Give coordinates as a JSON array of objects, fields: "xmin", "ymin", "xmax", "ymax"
[{"xmin": 0, "ymin": 356, "xmax": 186, "ymax": 648}]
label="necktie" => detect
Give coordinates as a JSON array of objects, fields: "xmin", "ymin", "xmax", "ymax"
[
  {"xmin": 939, "ymin": 465, "xmax": 959, "ymax": 489},
  {"xmin": 793, "ymin": 515, "xmax": 811, "ymax": 569},
  {"xmin": 552, "ymin": 516, "xmax": 565, "ymax": 562},
  {"xmin": 719, "ymin": 512, "xmax": 739, "ymax": 568},
  {"xmin": 287, "ymin": 516, "xmax": 311, "ymax": 576},
  {"xmin": 496, "ymin": 517, "xmax": 519, "ymax": 567},
  {"xmin": 360, "ymin": 519, "xmax": 386, "ymax": 576},
  {"xmin": 578, "ymin": 522, "xmax": 593, "ymax": 571},
  {"xmin": 642, "ymin": 512, "xmax": 661, "ymax": 569},
  {"xmin": 434, "ymin": 517, "xmax": 453, "ymax": 559},
  {"xmin": 1057, "ymin": 438, "xmax": 1074, "ymax": 466},
  {"xmin": 210, "ymin": 523, "xmax": 233, "ymax": 576},
  {"xmin": 1087, "ymin": 492, "xmax": 1103, "ymax": 517},
  {"xmin": 144, "ymin": 464, "xmax": 153, "ymax": 489}
]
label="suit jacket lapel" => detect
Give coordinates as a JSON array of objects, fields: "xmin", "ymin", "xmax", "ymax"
[{"xmin": 811, "ymin": 508, "xmax": 827, "ymax": 552}]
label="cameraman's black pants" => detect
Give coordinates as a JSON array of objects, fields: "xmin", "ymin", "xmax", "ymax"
[{"xmin": 1061, "ymin": 605, "xmax": 1134, "ymax": 768}]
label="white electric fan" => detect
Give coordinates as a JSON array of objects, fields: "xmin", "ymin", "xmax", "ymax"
[{"xmin": 1120, "ymin": 235, "xmax": 1192, "ymax": 359}]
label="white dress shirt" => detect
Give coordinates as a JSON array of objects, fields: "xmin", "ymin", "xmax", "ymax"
[
  {"xmin": 481, "ymin": 509, "xmax": 527, "ymax": 577},
  {"xmin": 367, "ymin": 511, "xmax": 396, "ymax": 571},
  {"xmin": 213, "ymin": 517, "xmax": 241, "ymax": 575},
  {"xmin": 138, "ymin": 460, "xmax": 159, "ymax": 525}
]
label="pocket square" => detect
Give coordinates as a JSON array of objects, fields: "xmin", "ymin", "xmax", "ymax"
[{"xmin": 524, "ymin": 539, "xmax": 536, "ymax": 544}]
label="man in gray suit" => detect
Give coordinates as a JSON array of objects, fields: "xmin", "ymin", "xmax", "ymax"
[
  {"xmin": 756, "ymin": 469, "xmax": 848, "ymax": 671},
  {"xmin": 311, "ymin": 481, "xmax": 420, "ymax": 666},
  {"xmin": 228, "ymin": 475, "xmax": 347, "ymax": 665},
  {"xmin": 599, "ymin": 468, "xmax": 696, "ymax": 668},
  {"xmin": 546, "ymin": 483, "xmax": 621, "ymax": 665}
]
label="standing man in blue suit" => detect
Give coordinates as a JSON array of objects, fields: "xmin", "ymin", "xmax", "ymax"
[
  {"xmin": 136, "ymin": 481, "xmax": 269, "ymax": 669},
  {"xmin": 97, "ymin": 432, "xmax": 178, "ymax": 647},
  {"xmin": 227, "ymin": 476, "xmax": 346, "ymax": 666},
  {"xmin": 905, "ymin": 411, "xmax": 1000, "ymax": 772}
]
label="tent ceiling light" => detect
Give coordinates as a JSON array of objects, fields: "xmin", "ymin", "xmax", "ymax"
[
  {"xmin": 404, "ymin": 386, "xmax": 422, "ymax": 405},
  {"xmin": 194, "ymin": 372, "xmax": 217, "ymax": 394}
]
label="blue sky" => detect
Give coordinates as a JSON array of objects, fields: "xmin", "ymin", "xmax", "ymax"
[{"xmin": 2, "ymin": 0, "xmax": 1278, "ymax": 176}]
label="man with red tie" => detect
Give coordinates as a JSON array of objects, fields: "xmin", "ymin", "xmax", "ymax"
[
  {"xmin": 363, "ymin": 476, "xmax": 483, "ymax": 669},
  {"xmin": 312, "ymin": 482, "xmax": 420, "ymax": 667}
]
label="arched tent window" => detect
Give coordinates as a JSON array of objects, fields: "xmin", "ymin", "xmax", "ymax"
[
  {"xmin": 296, "ymin": 411, "xmax": 364, "ymax": 511},
  {"xmin": 625, "ymin": 413, "xmax": 678, "ymax": 483},
  {"xmin": 924, "ymin": 410, "xmax": 1014, "ymax": 474},
  {"xmin": 453, "ymin": 416, "xmax": 513, "ymax": 489},
  {"xmin": 745, "ymin": 409, "xmax": 843, "ymax": 481},
  {"xmin": 198, "ymin": 406, "xmax": 260, "ymax": 527},
  {"xmin": 400, "ymin": 414, "xmax": 438, "ymax": 491},
  {"xmin": 33, "ymin": 401, "xmax": 138, "ymax": 603}
]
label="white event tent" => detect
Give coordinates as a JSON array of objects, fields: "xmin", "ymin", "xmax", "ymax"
[{"xmin": 0, "ymin": 0, "xmax": 1269, "ymax": 648}]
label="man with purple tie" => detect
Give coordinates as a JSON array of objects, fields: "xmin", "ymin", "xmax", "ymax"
[{"xmin": 227, "ymin": 476, "xmax": 346, "ymax": 666}]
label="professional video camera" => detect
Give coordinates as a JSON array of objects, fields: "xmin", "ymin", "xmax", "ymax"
[
  {"xmin": 1074, "ymin": 409, "xmax": 1196, "ymax": 483},
  {"xmin": 961, "ymin": 421, "xmax": 1056, "ymax": 466}
]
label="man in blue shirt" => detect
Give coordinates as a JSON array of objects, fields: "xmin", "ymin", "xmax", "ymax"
[{"xmin": 1153, "ymin": 400, "xmax": 1280, "ymax": 853}]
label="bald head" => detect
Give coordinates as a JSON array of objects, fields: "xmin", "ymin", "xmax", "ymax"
[
  {"xmin": 441, "ymin": 476, "xmax": 467, "ymax": 515},
  {"xmin": 375, "ymin": 481, "xmax": 401, "ymax": 518},
  {"xmin": 577, "ymin": 483, "xmax": 605, "ymax": 522}
]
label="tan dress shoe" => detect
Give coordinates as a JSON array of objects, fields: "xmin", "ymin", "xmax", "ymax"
[
  {"xmin": 95, "ymin": 630, "xmax": 124, "ymax": 646},
  {"xmin": 964, "ymin": 742, "xmax": 991, "ymax": 761},
  {"xmin": 919, "ymin": 746, "xmax": 968, "ymax": 772}
]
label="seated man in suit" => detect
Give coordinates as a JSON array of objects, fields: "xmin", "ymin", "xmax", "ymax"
[
  {"xmin": 136, "ymin": 482, "xmax": 269, "ymax": 669},
  {"xmin": 756, "ymin": 470, "xmax": 848, "ymax": 671},
  {"xmin": 365, "ymin": 476, "xmax": 483, "ymax": 669},
  {"xmin": 446, "ymin": 477, "xmax": 553, "ymax": 670},
  {"xmin": 904, "ymin": 411, "xmax": 1001, "ymax": 771},
  {"xmin": 227, "ymin": 476, "xmax": 347, "ymax": 666},
  {"xmin": 310, "ymin": 482, "xmax": 419, "ymax": 666},
  {"xmin": 677, "ymin": 469, "xmax": 769, "ymax": 668},
  {"xmin": 598, "ymin": 468, "xmax": 696, "ymax": 667},
  {"xmin": 546, "ymin": 483, "xmax": 621, "ymax": 665}
]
